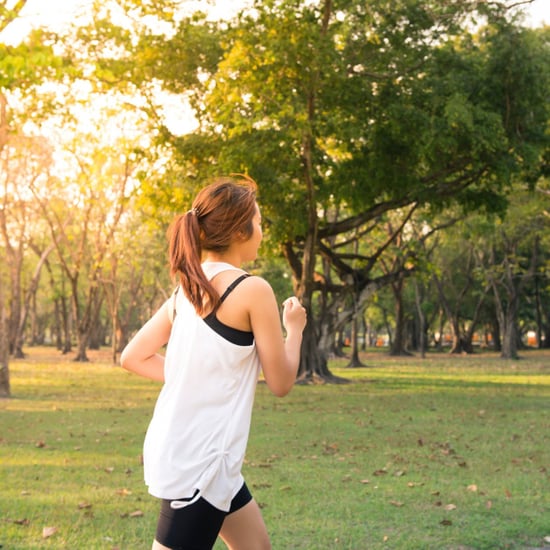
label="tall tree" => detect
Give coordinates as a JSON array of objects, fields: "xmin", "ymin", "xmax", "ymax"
[
  {"xmin": 30, "ymin": 133, "xmax": 140, "ymax": 361},
  {"xmin": 78, "ymin": 0, "xmax": 549, "ymax": 377},
  {"xmin": 474, "ymin": 189, "xmax": 549, "ymax": 358},
  {"xmin": 0, "ymin": 0, "xmax": 78, "ymax": 393}
]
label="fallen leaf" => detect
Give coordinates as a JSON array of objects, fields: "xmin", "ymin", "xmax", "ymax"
[
  {"xmin": 42, "ymin": 526, "xmax": 58, "ymax": 539},
  {"xmin": 407, "ymin": 482, "xmax": 423, "ymax": 488},
  {"xmin": 360, "ymin": 479, "xmax": 370, "ymax": 484},
  {"xmin": 467, "ymin": 484, "xmax": 478, "ymax": 492},
  {"xmin": 505, "ymin": 489, "xmax": 512, "ymax": 498},
  {"xmin": 36, "ymin": 441, "xmax": 46, "ymax": 448},
  {"xmin": 373, "ymin": 469, "xmax": 387, "ymax": 476},
  {"xmin": 394, "ymin": 470, "xmax": 406, "ymax": 477},
  {"xmin": 105, "ymin": 467, "xmax": 115, "ymax": 473},
  {"xmin": 440, "ymin": 519, "xmax": 453, "ymax": 526},
  {"xmin": 14, "ymin": 518, "xmax": 30, "ymax": 526},
  {"xmin": 486, "ymin": 500, "xmax": 492, "ymax": 509},
  {"xmin": 78, "ymin": 502, "xmax": 92, "ymax": 509},
  {"xmin": 390, "ymin": 500, "xmax": 404, "ymax": 507},
  {"xmin": 444, "ymin": 504, "xmax": 457, "ymax": 511},
  {"xmin": 116, "ymin": 488, "xmax": 132, "ymax": 496},
  {"xmin": 129, "ymin": 510, "xmax": 143, "ymax": 518}
]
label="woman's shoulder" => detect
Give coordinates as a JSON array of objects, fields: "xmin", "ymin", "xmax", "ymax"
[{"xmin": 238, "ymin": 275, "xmax": 277, "ymax": 305}]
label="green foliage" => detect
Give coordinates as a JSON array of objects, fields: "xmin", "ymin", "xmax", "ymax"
[{"xmin": 0, "ymin": 29, "xmax": 78, "ymax": 87}]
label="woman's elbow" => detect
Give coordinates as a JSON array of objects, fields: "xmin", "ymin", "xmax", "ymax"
[
  {"xmin": 267, "ymin": 379, "xmax": 295, "ymax": 398},
  {"xmin": 119, "ymin": 346, "xmax": 133, "ymax": 371}
]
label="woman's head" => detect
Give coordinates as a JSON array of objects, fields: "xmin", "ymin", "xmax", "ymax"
[
  {"xmin": 168, "ymin": 175, "xmax": 259, "ymax": 314},
  {"xmin": 191, "ymin": 175, "xmax": 258, "ymax": 253}
]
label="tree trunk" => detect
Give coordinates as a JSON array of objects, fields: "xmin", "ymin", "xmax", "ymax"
[
  {"xmin": 13, "ymin": 244, "xmax": 54, "ymax": 358},
  {"xmin": 346, "ymin": 311, "xmax": 367, "ymax": 368},
  {"xmin": 297, "ymin": 319, "xmax": 335, "ymax": 382},
  {"xmin": 500, "ymin": 301, "xmax": 519, "ymax": 359},
  {"xmin": 0, "ymin": 278, "xmax": 10, "ymax": 397},
  {"xmin": 414, "ymin": 280, "xmax": 426, "ymax": 358},
  {"xmin": 389, "ymin": 277, "xmax": 411, "ymax": 356}
]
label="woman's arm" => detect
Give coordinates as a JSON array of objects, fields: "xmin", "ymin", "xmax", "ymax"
[
  {"xmin": 245, "ymin": 277, "xmax": 306, "ymax": 397},
  {"xmin": 120, "ymin": 300, "xmax": 172, "ymax": 382}
]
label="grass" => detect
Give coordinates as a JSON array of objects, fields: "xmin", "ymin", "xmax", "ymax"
[{"xmin": 1, "ymin": 347, "xmax": 549, "ymax": 550}]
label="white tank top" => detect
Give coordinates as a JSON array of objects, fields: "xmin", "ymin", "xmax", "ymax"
[{"xmin": 143, "ymin": 262, "xmax": 261, "ymax": 511}]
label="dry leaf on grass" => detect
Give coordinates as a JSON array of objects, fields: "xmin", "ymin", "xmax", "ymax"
[{"xmin": 42, "ymin": 526, "xmax": 58, "ymax": 539}]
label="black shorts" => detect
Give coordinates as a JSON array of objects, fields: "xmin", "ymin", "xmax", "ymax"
[{"xmin": 155, "ymin": 482, "xmax": 253, "ymax": 550}]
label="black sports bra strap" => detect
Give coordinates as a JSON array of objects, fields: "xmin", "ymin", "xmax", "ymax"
[
  {"xmin": 172, "ymin": 286, "xmax": 179, "ymax": 320},
  {"xmin": 219, "ymin": 274, "xmax": 250, "ymax": 303},
  {"xmin": 172, "ymin": 274, "xmax": 250, "ymax": 320}
]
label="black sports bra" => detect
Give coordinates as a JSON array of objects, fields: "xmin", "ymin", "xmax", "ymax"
[{"xmin": 174, "ymin": 274, "xmax": 254, "ymax": 346}]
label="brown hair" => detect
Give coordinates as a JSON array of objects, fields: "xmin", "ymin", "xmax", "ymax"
[{"xmin": 168, "ymin": 174, "xmax": 258, "ymax": 315}]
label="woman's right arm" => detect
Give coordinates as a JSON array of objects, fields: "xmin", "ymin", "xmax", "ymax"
[
  {"xmin": 246, "ymin": 277, "xmax": 307, "ymax": 397},
  {"xmin": 120, "ymin": 300, "xmax": 172, "ymax": 382}
]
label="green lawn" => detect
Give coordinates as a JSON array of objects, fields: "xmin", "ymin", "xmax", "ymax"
[{"xmin": 1, "ymin": 347, "xmax": 549, "ymax": 549}]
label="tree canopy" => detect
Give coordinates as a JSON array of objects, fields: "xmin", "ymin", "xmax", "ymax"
[{"xmin": 81, "ymin": 0, "xmax": 548, "ymax": 377}]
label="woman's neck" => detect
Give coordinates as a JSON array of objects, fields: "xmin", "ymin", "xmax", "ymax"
[{"xmin": 202, "ymin": 252, "xmax": 242, "ymax": 268}]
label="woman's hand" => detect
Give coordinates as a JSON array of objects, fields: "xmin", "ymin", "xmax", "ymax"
[{"xmin": 282, "ymin": 297, "xmax": 307, "ymax": 335}]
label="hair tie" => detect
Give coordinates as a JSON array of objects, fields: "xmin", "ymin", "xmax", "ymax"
[{"xmin": 187, "ymin": 208, "xmax": 199, "ymax": 217}]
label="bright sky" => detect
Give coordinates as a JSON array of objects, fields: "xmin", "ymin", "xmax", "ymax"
[
  {"xmin": 1, "ymin": 0, "xmax": 548, "ymax": 44},
  {"xmin": 1, "ymin": 0, "xmax": 245, "ymax": 44}
]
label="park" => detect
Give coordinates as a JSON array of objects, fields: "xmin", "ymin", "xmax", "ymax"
[{"xmin": 1, "ymin": 0, "xmax": 549, "ymax": 548}]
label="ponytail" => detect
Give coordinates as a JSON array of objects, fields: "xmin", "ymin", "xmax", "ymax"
[
  {"xmin": 168, "ymin": 210, "xmax": 218, "ymax": 316},
  {"xmin": 168, "ymin": 175, "xmax": 258, "ymax": 316}
]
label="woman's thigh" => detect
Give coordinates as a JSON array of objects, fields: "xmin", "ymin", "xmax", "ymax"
[{"xmin": 219, "ymin": 499, "xmax": 271, "ymax": 550}]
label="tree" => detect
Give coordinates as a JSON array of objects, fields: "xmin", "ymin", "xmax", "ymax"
[
  {"xmin": 0, "ymin": 131, "xmax": 55, "ymax": 357},
  {"xmin": 474, "ymin": 189, "xmax": 549, "ymax": 358},
  {"xmin": 75, "ymin": 0, "xmax": 549, "ymax": 378},
  {"xmin": 30, "ymin": 131, "xmax": 141, "ymax": 361},
  {"xmin": 0, "ymin": 0, "xmax": 79, "ymax": 393}
]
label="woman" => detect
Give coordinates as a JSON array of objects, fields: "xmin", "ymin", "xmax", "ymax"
[{"xmin": 120, "ymin": 175, "xmax": 307, "ymax": 550}]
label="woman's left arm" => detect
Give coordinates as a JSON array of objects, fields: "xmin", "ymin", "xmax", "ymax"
[{"xmin": 120, "ymin": 300, "xmax": 172, "ymax": 382}]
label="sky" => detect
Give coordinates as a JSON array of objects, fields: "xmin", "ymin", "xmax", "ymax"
[
  {"xmin": 1, "ymin": 0, "xmax": 548, "ymax": 44},
  {"xmin": 1, "ymin": 0, "xmax": 244, "ymax": 44}
]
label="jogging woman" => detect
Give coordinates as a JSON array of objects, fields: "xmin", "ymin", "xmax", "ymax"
[{"xmin": 120, "ymin": 175, "xmax": 307, "ymax": 549}]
